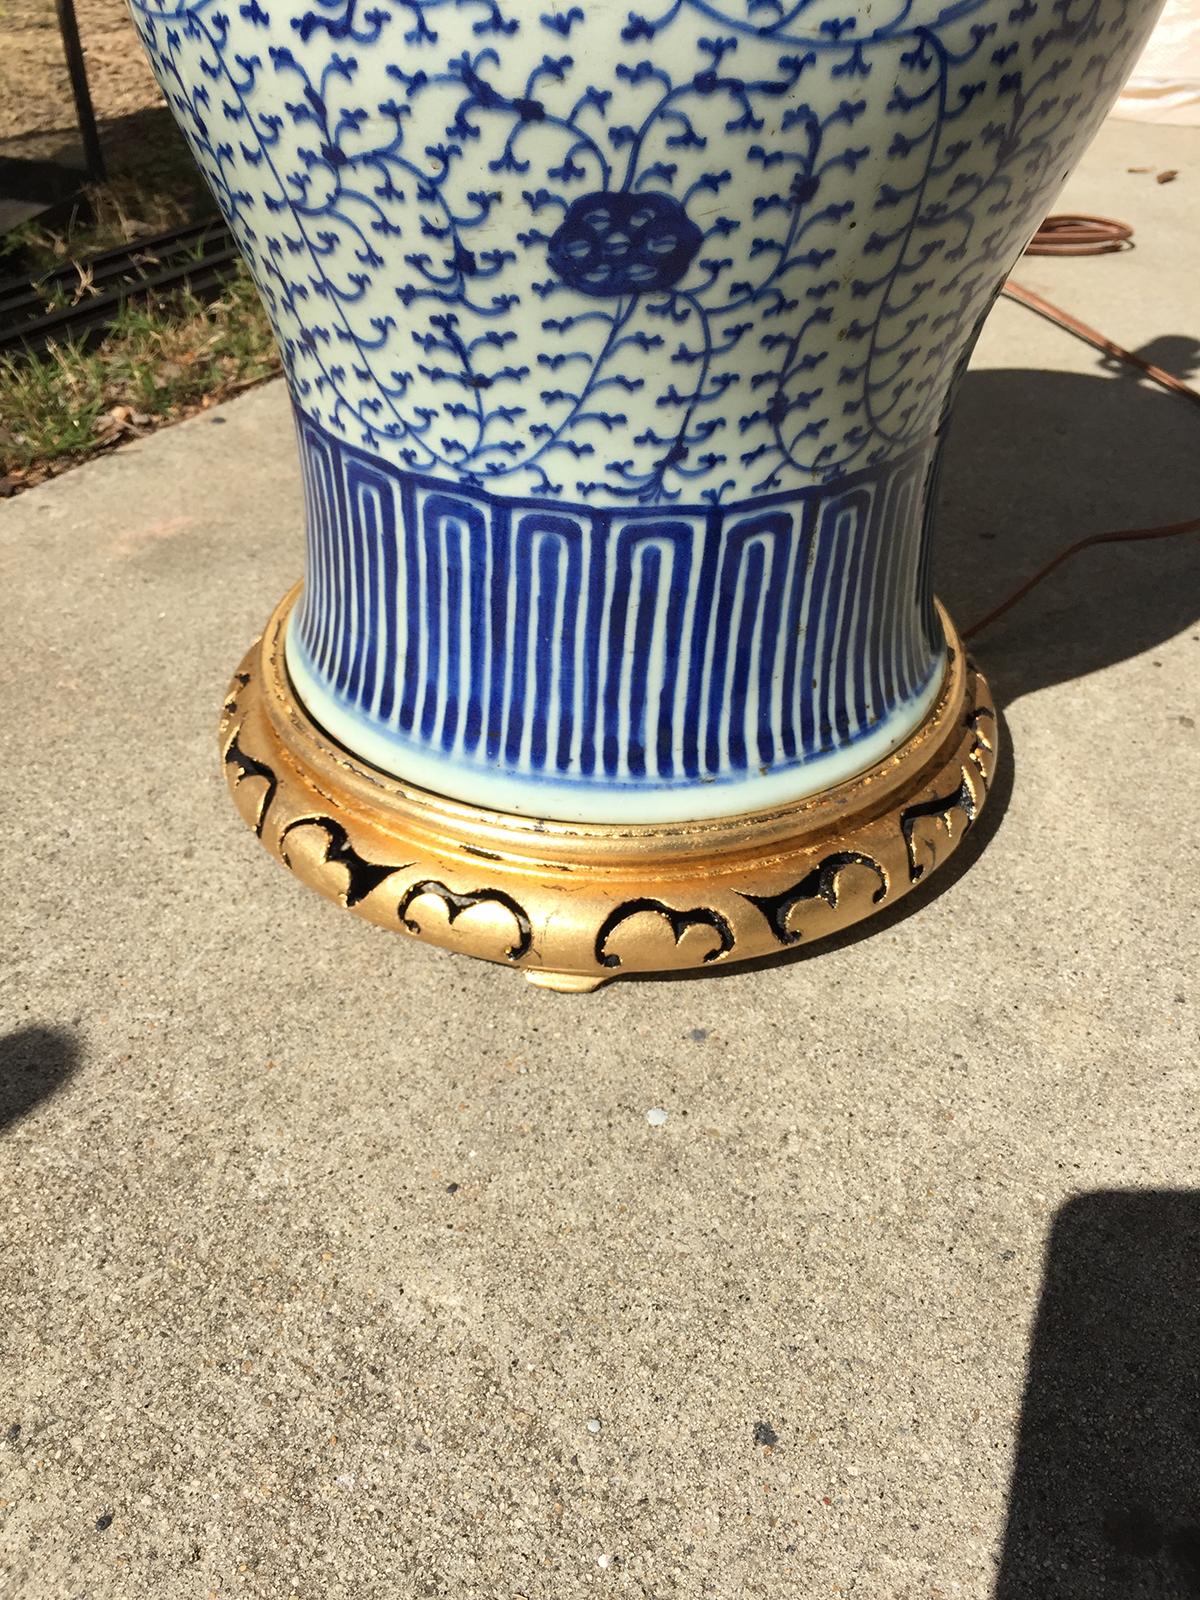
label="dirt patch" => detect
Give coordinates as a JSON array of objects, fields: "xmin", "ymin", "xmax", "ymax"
[{"xmin": 0, "ymin": 0, "xmax": 164, "ymax": 155}]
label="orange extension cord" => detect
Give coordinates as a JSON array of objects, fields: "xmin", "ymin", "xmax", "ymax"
[{"xmin": 961, "ymin": 215, "xmax": 1200, "ymax": 640}]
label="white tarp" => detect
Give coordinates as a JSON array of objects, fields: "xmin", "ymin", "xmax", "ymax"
[{"xmin": 1113, "ymin": 0, "xmax": 1200, "ymax": 123}]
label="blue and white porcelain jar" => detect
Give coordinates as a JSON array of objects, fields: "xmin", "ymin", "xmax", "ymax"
[{"xmin": 132, "ymin": 0, "xmax": 1160, "ymax": 823}]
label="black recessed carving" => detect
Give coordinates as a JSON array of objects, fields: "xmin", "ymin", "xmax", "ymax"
[
  {"xmin": 899, "ymin": 770, "xmax": 978, "ymax": 882},
  {"xmin": 224, "ymin": 730, "xmax": 278, "ymax": 838},
  {"xmin": 742, "ymin": 850, "xmax": 888, "ymax": 945},
  {"xmin": 397, "ymin": 880, "xmax": 533, "ymax": 963},
  {"xmin": 594, "ymin": 899, "xmax": 735, "ymax": 971},
  {"xmin": 278, "ymin": 816, "xmax": 407, "ymax": 908},
  {"xmin": 965, "ymin": 706, "xmax": 996, "ymax": 792},
  {"xmin": 223, "ymin": 671, "xmax": 252, "ymax": 715}
]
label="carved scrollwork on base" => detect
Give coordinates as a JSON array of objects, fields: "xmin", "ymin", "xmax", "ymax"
[{"xmin": 219, "ymin": 589, "xmax": 999, "ymax": 991}]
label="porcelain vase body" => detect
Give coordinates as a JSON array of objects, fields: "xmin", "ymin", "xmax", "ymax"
[{"xmin": 132, "ymin": 0, "xmax": 1159, "ymax": 823}]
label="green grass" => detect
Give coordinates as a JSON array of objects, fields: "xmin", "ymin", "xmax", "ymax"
[
  {"xmin": 0, "ymin": 267, "xmax": 280, "ymax": 481},
  {"xmin": 0, "ymin": 108, "xmax": 281, "ymax": 488}
]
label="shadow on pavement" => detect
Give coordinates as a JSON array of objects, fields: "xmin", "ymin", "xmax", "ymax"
[
  {"xmin": 644, "ymin": 341, "xmax": 1200, "ymax": 982},
  {"xmin": 799, "ymin": 346, "xmax": 1198, "ymax": 968},
  {"xmin": 938, "ymin": 342, "xmax": 1200, "ymax": 706},
  {"xmin": 0, "ymin": 1026, "xmax": 80, "ymax": 1134},
  {"xmin": 997, "ymin": 1190, "xmax": 1200, "ymax": 1599}
]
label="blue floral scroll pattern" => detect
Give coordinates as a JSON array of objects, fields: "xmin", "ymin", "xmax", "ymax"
[{"xmin": 128, "ymin": 0, "xmax": 1154, "ymax": 508}]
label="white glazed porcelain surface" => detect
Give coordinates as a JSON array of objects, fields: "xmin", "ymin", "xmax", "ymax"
[{"xmin": 131, "ymin": 0, "xmax": 1160, "ymax": 819}]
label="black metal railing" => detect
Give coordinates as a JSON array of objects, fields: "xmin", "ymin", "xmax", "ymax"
[{"xmin": 0, "ymin": 217, "xmax": 240, "ymax": 355}]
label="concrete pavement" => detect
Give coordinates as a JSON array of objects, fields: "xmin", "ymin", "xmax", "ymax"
[{"xmin": 1, "ymin": 119, "xmax": 1198, "ymax": 1599}]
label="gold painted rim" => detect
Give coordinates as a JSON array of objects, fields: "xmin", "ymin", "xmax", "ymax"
[{"xmin": 220, "ymin": 588, "xmax": 998, "ymax": 989}]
